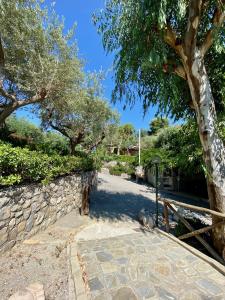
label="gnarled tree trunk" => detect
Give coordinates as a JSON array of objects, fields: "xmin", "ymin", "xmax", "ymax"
[
  {"xmin": 69, "ymin": 132, "xmax": 84, "ymax": 155},
  {"xmin": 186, "ymin": 50, "xmax": 225, "ymax": 256}
]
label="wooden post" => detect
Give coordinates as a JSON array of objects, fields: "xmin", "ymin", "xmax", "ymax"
[
  {"xmin": 164, "ymin": 203, "xmax": 170, "ymax": 233},
  {"xmin": 80, "ymin": 185, "xmax": 90, "ymax": 216}
]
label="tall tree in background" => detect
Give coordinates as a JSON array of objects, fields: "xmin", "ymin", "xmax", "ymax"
[
  {"xmin": 118, "ymin": 124, "xmax": 136, "ymax": 155},
  {"xmin": 0, "ymin": 0, "xmax": 83, "ymax": 125},
  {"xmin": 94, "ymin": 0, "xmax": 225, "ymax": 255},
  {"xmin": 149, "ymin": 117, "xmax": 169, "ymax": 135}
]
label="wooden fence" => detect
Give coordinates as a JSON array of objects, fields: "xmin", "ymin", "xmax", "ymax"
[{"xmin": 159, "ymin": 198, "xmax": 225, "ymax": 265}]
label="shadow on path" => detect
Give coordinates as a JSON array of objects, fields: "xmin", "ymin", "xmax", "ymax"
[
  {"xmin": 89, "ymin": 189, "xmax": 163, "ymax": 223},
  {"xmin": 125, "ymin": 178, "xmax": 209, "ymax": 208}
]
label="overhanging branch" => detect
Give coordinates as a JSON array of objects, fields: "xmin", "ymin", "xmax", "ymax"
[
  {"xmin": 164, "ymin": 24, "xmax": 186, "ymax": 60},
  {"xmin": 200, "ymin": 7, "xmax": 225, "ymax": 56},
  {"xmin": 49, "ymin": 121, "xmax": 70, "ymax": 139},
  {"xmin": 0, "ymin": 83, "xmax": 17, "ymax": 103},
  {"xmin": 174, "ymin": 65, "xmax": 187, "ymax": 80},
  {"xmin": 184, "ymin": 0, "xmax": 203, "ymax": 59},
  {"xmin": 0, "ymin": 36, "xmax": 4, "ymax": 75}
]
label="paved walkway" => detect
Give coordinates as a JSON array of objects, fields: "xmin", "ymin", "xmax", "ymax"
[
  {"xmin": 1, "ymin": 172, "xmax": 224, "ymax": 299},
  {"xmin": 70, "ymin": 173, "xmax": 225, "ymax": 300}
]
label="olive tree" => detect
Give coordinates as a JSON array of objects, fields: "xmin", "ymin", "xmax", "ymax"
[
  {"xmin": 41, "ymin": 85, "xmax": 117, "ymax": 155},
  {"xmin": 94, "ymin": 0, "xmax": 225, "ymax": 255},
  {"xmin": 0, "ymin": 0, "xmax": 83, "ymax": 125}
]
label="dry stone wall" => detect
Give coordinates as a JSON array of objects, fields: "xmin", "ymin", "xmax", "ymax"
[{"xmin": 0, "ymin": 171, "xmax": 96, "ymax": 253}]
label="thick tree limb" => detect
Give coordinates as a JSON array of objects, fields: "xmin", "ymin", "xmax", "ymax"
[
  {"xmin": 0, "ymin": 106, "xmax": 17, "ymax": 126},
  {"xmin": 164, "ymin": 25, "xmax": 177, "ymax": 50},
  {"xmin": 164, "ymin": 24, "xmax": 187, "ymax": 65},
  {"xmin": 184, "ymin": 0, "xmax": 203, "ymax": 60},
  {"xmin": 0, "ymin": 36, "xmax": 4, "ymax": 77},
  {"xmin": 174, "ymin": 65, "xmax": 187, "ymax": 80},
  {"xmin": 49, "ymin": 122, "xmax": 70, "ymax": 139},
  {"xmin": 0, "ymin": 88, "xmax": 48, "ymax": 126},
  {"xmin": 17, "ymin": 90, "xmax": 47, "ymax": 108},
  {"xmin": 200, "ymin": 7, "xmax": 225, "ymax": 56},
  {"xmin": 0, "ymin": 84, "xmax": 17, "ymax": 103},
  {"xmin": 87, "ymin": 131, "xmax": 106, "ymax": 152},
  {"xmin": 163, "ymin": 62, "xmax": 186, "ymax": 80},
  {"xmin": 50, "ymin": 121, "xmax": 84, "ymax": 146}
]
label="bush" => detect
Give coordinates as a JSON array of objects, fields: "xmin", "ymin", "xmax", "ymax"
[
  {"xmin": 115, "ymin": 155, "xmax": 136, "ymax": 164},
  {"xmin": 0, "ymin": 142, "xmax": 94, "ymax": 186},
  {"xmin": 109, "ymin": 162, "xmax": 135, "ymax": 176},
  {"xmin": 0, "ymin": 117, "xmax": 70, "ymax": 155}
]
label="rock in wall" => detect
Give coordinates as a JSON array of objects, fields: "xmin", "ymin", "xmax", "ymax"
[{"xmin": 0, "ymin": 171, "xmax": 97, "ymax": 253}]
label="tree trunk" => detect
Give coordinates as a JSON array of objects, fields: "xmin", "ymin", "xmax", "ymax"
[
  {"xmin": 0, "ymin": 105, "xmax": 16, "ymax": 127},
  {"xmin": 117, "ymin": 146, "xmax": 120, "ymax": 155},
  {"xmin": 69, "ymin": 132, "xmax": 84, "ymax": 155},
  {"xmin": 70, "ymin": 140, "xmax": 76, "ymax": 155},
  {"xmin": 186, "ymin": 50, "xmax": 225, "ymax": 257}
]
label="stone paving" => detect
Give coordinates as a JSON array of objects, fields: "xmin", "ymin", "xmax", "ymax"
[
  {"xmin": 70, "ymin": 173, "xmax": 225, "ymax": 300},
  {"xmin": 74, "ymin": 230, "xmax": 225, "ymax": 300}
]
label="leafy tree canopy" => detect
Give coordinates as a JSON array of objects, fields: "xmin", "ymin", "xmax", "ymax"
[
  {"xmin": 94, "ymin": 0, "xmax": 225, "ymax": 118},
  {"xmin": 0, "ymin": 0, "xmax": 83, "ymax": 124},
  {"xmin": 41, "ymin": 75, "xmax": 118, "ymax": 154},
  {"xmin": 149, "ymin": 117, "xmax": 169, "ymax": 135},
  {"xmin": 141, "ymin": 121, "xmax": 203, "ymax": 174},
  {"xmin": 0, "ymin": 116, "xmax": 69, "ymax": 154}
]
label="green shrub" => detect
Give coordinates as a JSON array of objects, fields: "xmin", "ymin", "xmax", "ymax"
[
  {"xmin": 109, "ymin": 162, "xmax": 135, "ymax": 176},
  {"xmin": 115, "ymin": 155, "xmax": 136, "ymax": 164},
  {"xmin": 0, "ymin": 142, "xmax": 94, "ymax": 186},
  {"xmin": 109, "ymin": 165, "xmax": 123, "ymax": 176},
  {"xmin": 0, "ymin": 117, "xmax": 70, "ymax": 155}
]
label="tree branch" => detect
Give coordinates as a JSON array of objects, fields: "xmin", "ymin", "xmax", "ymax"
[
  {"xmin": 49, "ymin": 122, "xmax": 70, "ymax": 139},
  {"xmin": 0, "ymin": 36, "xmax": 5, "ymax": 78},
  {"xmin": 200, "ymin": 7, "xmax": 225, "ymax": 56},
  {"xmin": 184, "ymin": 0, "xmax": 203, "ymax": 59},
  {"xmin": 87, "ymin": 131, "xmax": 106, "ymax": 152},
  {"xmin": 164, "ymin": 24, "xmax": 187, "ymax": 60},
  {"xmin": 174, "ymin": 65, "xmax": 187, "ymax": 80},
  {"xmin": 164, "ymin": 25, "xmax": 177, "ymax": 50},
  {"xmin": 0, "ymin": 83, "xmax": 17, "ymax": 103},
  {"xmin": 163, "ymin": 62, "xmax": 187, "ymax": 80},
  {"xmin": 17, "ymin": 88, "xmax": 47, "ymax": 107}
]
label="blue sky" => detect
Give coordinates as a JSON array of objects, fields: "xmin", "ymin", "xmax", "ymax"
[{"xmin": 18, "ymin": 0, "xmax": 161, "ymax": 130}]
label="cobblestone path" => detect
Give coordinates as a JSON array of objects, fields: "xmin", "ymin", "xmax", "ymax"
[{"xmin": 70, "ymin": 173, "xmax": 225, "ymax": 300}]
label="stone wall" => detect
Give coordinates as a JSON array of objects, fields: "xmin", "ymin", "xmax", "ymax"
[{"xmin": 0, "ymin": 171, "xmax": 97, "ymax": 253}]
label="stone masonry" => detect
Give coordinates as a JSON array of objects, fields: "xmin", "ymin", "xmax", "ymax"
[{"xmin": 0, "ymin": 171, "xmax": 96, "ymax": 253}]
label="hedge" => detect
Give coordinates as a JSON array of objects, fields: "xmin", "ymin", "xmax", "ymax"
[{"xmin": 0, "ymin": 142, "xmax": 94, "ymax": 186}]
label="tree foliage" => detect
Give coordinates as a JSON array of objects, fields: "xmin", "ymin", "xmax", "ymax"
[
  {"xmin": 103, "ymin": 123, "xmax": 137, "ymax": 154},
  {"xmin": 141, "ymin": 121, "xmax": 204, "ymax": 174},
  {"xmin": 149, "ymin": 117, "xmax": 169, "ymax": 135},
  {"xmin": 94, "ymin": 0, "xmax": 225, "ymax": 117},
  {"xmin": 0, "ymin": 116, "xmax": 69, "ymax": 154},
  {"xmin": 41, "ymin": 76, "xmax": 118, "ymax": 154},
  {"xmin": 0, "ymin": 0, "xmax": 83, "ymax": 125}
]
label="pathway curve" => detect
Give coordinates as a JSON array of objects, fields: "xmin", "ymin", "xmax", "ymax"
[{"xmin": 71, "ymin": 172, "xmax": 225, "ymax": 300}]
